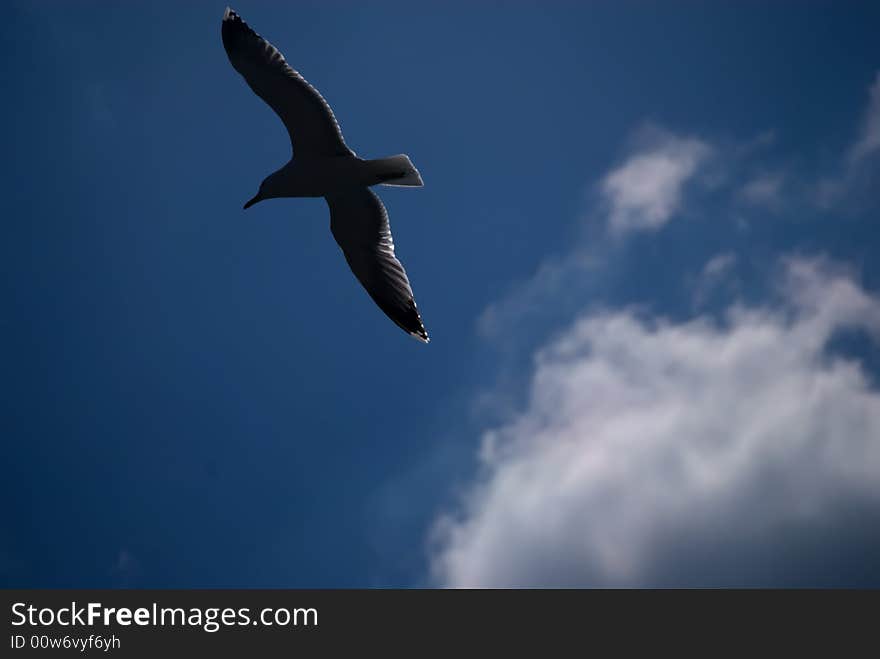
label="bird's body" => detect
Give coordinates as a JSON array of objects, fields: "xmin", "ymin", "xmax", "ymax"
[
  {"xmin": 255, "ymin": 154, "xmax": 422, "ymax": 200},
  {"xmin": 221, "ymin": 7, "xmax": 429, "ymax": 342}
]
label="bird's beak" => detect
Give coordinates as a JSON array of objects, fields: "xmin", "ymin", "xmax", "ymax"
[{"xmin": 243, "ymin": 193, "xmax": 262, "ymax": 210}]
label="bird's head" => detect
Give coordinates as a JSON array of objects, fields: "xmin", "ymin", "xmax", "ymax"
[
  {"xmin": 243, "ymin": 180, "xmax": 267, "ymax": 209},
  {"xmin": 243, "ymin": 172, "xmax": 284, "ymax": 209},
  {"xmin": 243, "ymin": 189, "xmax": 263, "ymax": 209}
]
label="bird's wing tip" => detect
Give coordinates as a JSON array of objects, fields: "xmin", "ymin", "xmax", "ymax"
[
  {"xmin": 410, "ymin": 331, "xmax": 430, "ymax": 344},
  {"xmin": 223, "ymin": 7, "xmax": 239, "ymax": 22}
]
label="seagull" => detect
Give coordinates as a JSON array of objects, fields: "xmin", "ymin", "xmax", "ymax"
[{"xmin": 221, "ymin": 7, "xmax": 429, "ymax": 343}]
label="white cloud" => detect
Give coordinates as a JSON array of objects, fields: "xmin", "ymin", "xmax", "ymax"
[
  {"xmin": 692, "ymin": 252, "xmax": 738, "ymax": 309},
  {"xmin": 442, "ymin": 70, "xmax": 880, "ymax": 589},
  {"xmin": 432, "ymin": 258, "xmax": 880, "ymax": 587},
  {"xmin": 702, "ymin": 252, "xmax": 737, "ymax": 279},
  {"xmin": 740, "ymin": 172, "xmax": 784, "ymax": 208},
  {"xmin": 601, "ymin": 133, "xmax": 711, "ymax": 234},
  {"xmin": 848, "ymin": 72, "xmax": 880, "ymax": 165}
]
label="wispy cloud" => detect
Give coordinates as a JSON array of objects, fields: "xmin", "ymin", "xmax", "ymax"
[
  {"xmin": 601, "ymin": 130, "xmax": 711, "ymax": 235},
  {"xmin": 702, "ymin": 252, "xmax": 737, "ymax": 278},
  {"xmin": 691, "ymin": 251, "xmax": 738, "ymax": 309},
  {"xmin": 815, "ymin": 70, "xmax": 880, "ymax": 208},
  {"xmin": 739, "ymin": 172, "xmax": 785, "ymax": 209},
  {"xmin": 431, "ymin": 258, "xmax": 880, "ymax": 587},
  {"xmin": 478, "ymin": 126, "xmax": 713, "ymax": 341},
  {"xmin": 848, "ymin": 72, "xmax": 880, "ymax": 165},
  {"xmin": 476, "ymin": 249, "xmax": 602, "ymax": 341}
]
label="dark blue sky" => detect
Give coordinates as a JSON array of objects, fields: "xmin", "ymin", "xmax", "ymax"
[{"xmin": 3, "ymin": 2, "xmax": 880, "ymax": 587}]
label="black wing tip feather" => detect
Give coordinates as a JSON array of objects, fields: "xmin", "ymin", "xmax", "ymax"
[
  {"xmin": 400, "ymin": 307, "xmax": 430, "ymax": 344},
  {"xmin": 222, "ymin": 7, "xmax": 242, "ymax": 29},
  {"xmin": 411, "ymin": 331, "xmax": 430, "ymax": 344},
  {"xmin": 222, "ymin": 8, "xmax": 249, "ymax": 41},
  {"xmin": 375, "ymin": 296, "xmax": 429, "ymax": 344},
  {"xmin": 408, "ymin": 305, "xmax": 430, "ymax": 343},
  {"xmin": 221, "ymin": 7, "xmax": 264, "ymax": 56},
  {"xmin": 408, "ymin": 320, "xmax": 430, "ymax": 344},
  {"xmin": 371, "ymin": 291, "xmax": 428, "ymax": 343},
  {"xmin": 223, "ymin": 7, "xmax": 241, "ymax": 24}
]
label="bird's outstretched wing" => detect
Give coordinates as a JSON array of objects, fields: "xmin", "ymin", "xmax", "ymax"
[
  {"xmin": 326, "ymin": 189, "xmax": 429, "ymax": 342},
  {"xmin": 221, "ymin": 8, "xmax": 353, "ymax": 158}
]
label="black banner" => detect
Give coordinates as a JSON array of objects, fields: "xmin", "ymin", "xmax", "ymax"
[{"xmin": 2, "ymin": 589, "xmax": 876, "ymax": 655}]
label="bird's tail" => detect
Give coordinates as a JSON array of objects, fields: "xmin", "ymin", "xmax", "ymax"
[{"xmin": 370, "ymin": 154, "xmax": 424, "ymax": 187}]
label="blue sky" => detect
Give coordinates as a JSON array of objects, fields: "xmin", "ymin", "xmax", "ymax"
[{"xmin": 3, "ymin": 2, "xmax": 880, "ymax": 587}]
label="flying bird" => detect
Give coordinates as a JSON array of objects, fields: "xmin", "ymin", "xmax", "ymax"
[{"xmin": 221, "ymin": 7, "xmax": 429, "ymax": 342}]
